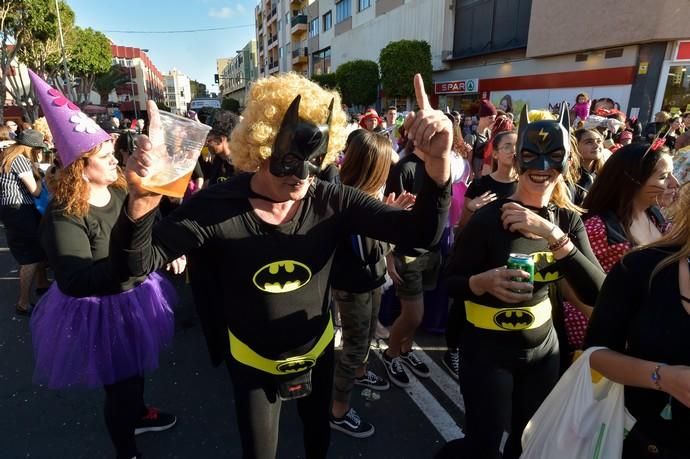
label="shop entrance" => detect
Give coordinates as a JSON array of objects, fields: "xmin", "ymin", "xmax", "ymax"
[{"xmin": 661, "ymin": 65, "xmax": 690, "ymax": 114}]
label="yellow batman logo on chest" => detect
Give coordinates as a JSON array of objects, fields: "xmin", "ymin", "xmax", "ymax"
[
  {"xmin": 531, "ymin": 251, "xmax": 561, "ymax": 282},
  {"xmin": 252, "ymin": 260, "xmax": 312, "ymax": 293}
]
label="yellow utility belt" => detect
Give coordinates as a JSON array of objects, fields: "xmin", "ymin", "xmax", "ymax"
[
  {"xmin": 465, "ymin": 298, "xmax": 551, "ymax": 332},
  {"xmin": 228, "ymin": 317, "xmax": 334, "ymax": 375}
]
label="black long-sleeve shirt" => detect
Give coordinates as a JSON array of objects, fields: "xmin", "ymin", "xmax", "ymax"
[
  {"xmin": 446, "ymin": 198, "xmax": 604, "ymax": 348},
  {"xmin": 385, "ymin": 152, "xmax": 436, "ymax": 257},
  {"xmin": 330, "ymin": 234, "xmax": 390, "ymax": 293},
  {"xmin": 585, "ymin": 247, "xmax": 690, "ymax": 450},
  {"xmin": 113, "ymin": 171, "xmax": 449, "ymax": 365},
  {"xmin": 41, "ymin": 187, "xmax": 146, "ymax": 297}
]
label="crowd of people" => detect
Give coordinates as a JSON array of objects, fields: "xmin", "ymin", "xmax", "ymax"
[{"xmin": 0, "ymin": 69, "xmax": 689, "ymax": 459}]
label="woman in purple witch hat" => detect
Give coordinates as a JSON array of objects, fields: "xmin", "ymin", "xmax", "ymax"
[{"xmin": 27, "ymin": 70, "xmax": 179, "ymax": 459}]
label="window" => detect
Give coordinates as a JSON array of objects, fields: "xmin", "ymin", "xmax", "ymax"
[
  {"xmin": 285, "ymin": 12, "xmax": 290, "ymax": 26},
  {"xmin": 358, "ymin": 0, "xmax": 371, "ymax": 11},
  {"xmin": 311, "ymin": 47, "xmax": 331, "ymax": 75},
  {"xmin": 335, "ymin": 0, "xmax": 351, "ymax": 23},
  {"xmin": 309, "ymin": 18, "xmax": 319, "ymax": 38},
  {"xmin": 453, "ymin": 0, "xmax": 532, "ymax": 59},
  {"xmin": 323, "ymin": 11, "xmax": 332, "ymax": 31},
  {"xmin": 278, "ymin": 19, "xmax": 281, "ymax": 31}
]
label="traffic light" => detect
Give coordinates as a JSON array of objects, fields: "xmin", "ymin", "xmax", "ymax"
[{"xmin": 214, "ymin": 74, "xmax": 219, "ymax": 84}]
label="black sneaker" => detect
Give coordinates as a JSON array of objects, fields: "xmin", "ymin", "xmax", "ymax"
[
  {"xmin": 354, "ymin": 370, "xmax": 390, "ymax": 391},
  {"xmin": 382, "ymin": 351, "xmax": 410, "ymax": 388},
  {"xmin": 134, "ymin": 407, "xmax": 177, "ymax": 435},
  {"xmin": 400, "ymin": 351, "xmax": 430, "ymax": 378},
  {"xmin": 330, "ymin": 408, "xmax": 375, "ymax": 438},
  {"xmin": 442, "ymin": 349, "xmax": 460, "ymax": 380}
]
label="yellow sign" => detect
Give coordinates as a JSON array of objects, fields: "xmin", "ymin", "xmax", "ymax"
[{"xmin": 638, "ymin": 62, "xmax": 648, "ymax": 75}]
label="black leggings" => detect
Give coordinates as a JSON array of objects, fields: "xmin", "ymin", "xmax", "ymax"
[
  {"xmin": 460, "ymin": 328, "xmax": 560, "ymax": 459},
  {"xmin": 104, "ymin": 376, "xmax": 146, "ymax": 459},
  {"xmin": 225, "ymin": 343, "xmax": 334, "ymax": 459},
  {"xmin": 445, "ymin": 298, "xmax": 465, "ymax": 350}
]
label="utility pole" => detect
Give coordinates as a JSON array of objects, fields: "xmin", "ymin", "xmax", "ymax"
[{"xmin": 54, "ymin": 0, "xmax": 76, "ymax": 101}]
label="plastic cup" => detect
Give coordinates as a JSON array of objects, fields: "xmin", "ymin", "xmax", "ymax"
[{"xmin": 140, "ymin": 111, "xmax": 211, "ymax": 198}]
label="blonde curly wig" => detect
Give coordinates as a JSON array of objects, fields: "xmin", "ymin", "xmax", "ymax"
[
  {"xmin": 527, "ymin": 110, "xmax": 557, "ymax": 122},
  {"xmin": 33, "ymin": 116, "xmax": 53, "ymax": 142},
  {"xmin": 229, "ymin": 72, "xmax": 347, "ymax": 172}
]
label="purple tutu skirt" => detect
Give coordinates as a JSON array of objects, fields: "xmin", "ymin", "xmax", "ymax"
[{"xmin": 30, "ymin": 272, "xmax": 176, "ymax": 389}]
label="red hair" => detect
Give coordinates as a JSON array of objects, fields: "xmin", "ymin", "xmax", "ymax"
[{"xmin": 483, "ymin": 115, "xmax": 515, "ymax": 166}]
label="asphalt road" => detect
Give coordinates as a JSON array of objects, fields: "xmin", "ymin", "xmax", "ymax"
[{"xmin": 0, "ymin": 226, "xmax": 465, "ymax": 459}]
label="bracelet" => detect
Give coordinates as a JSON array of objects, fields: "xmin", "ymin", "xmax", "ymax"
[
  {"xmin": 651, "ymin": 364, "xmax": 664, "ymax": 390},
  {"xmin": 548, "ymin": 234, "xmax": 570, "ymax": 252}
]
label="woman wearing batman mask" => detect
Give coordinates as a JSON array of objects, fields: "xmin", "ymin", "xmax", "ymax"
[
  {"xmin": 444, "ymin": 104, "xmax": 605, "ymax": 458},
  {"xmin": 113, "ymin": 73, "xmax": 452, "ymax": 459}
]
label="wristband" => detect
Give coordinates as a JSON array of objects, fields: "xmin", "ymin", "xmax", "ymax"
[
  {"xmin": 548, "ymin": 234, "xmax": 570, "ymax": 252},
  {"xmin": 651, "ymin": 364, "xmax": 664, "ymax": 390}
]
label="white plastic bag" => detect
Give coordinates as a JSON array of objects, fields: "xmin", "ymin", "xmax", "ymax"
[{"xmin": 521, "ymin": 347, "xmax": 627, "ymax": 459}]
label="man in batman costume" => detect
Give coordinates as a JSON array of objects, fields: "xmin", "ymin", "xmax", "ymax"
[
  {"xmin": 443, "ymin": 103, "xmax": 604, "ymax": 458},
  {"xmin": 113, "ymin": 73, "xmax": 452, "ymax": 459}
]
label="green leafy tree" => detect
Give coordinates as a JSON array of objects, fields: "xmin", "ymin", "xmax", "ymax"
[
  {"xmin": 66, "ymin": 27, "xmax": 111, "ymax": 105},
  {"xmin": 311, "ymin": 73, "xmax": 337, "ymax": 90},
  {"xmin": 221, "ymin": 97, "xmax": 240, "ymax": 113},
  {"xmin": 94, "ymin": 65, "xmax": 129, "ymax": 106},
  {"xmin": 0, "ymin": 0, "xmax": 74, "ymax": 122},
  {"xmin": 379, "ymin": 40, "xmax": 432, "ymax": 110},
  {"xmin": 335, "ymin": 60, "xmax": 379, "ymax": 107}
]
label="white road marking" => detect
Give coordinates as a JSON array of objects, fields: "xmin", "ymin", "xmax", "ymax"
[
  {"xmin": 411, "ymin": 342, "xmax": 465, "ymax": 413},
  {"xmin": 372, "ymin": 345, "xmax": 464, "ymax": 442}
]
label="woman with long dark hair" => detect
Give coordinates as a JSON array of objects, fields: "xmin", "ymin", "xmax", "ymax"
[
  {"xmin": 330, "ymin": 129, "xmax": 414, "ymax": 438},
  {"xmin": 560, "ymin": 143, "xmax": 676, "ymax": 351},
  {"xmin": 586, "ymin": 181, "xmax": 690, "ymax": 458},
  {"xmin": 567, "ymin": 128, "xmax": 605, "ymax": 206}
]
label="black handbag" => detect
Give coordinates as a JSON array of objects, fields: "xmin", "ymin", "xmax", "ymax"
[{"xmin": 622, "ymin": 422, "xmax": 684, "ymax": 459}]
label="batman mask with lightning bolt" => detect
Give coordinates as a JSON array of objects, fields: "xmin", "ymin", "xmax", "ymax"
[
  {"xmin": 516, "ymin": 102, "xmax": 570, "ymax": 174},
  {"xmin": 269, "ymin": 95, "xmax": 334, "ymax": 180}
]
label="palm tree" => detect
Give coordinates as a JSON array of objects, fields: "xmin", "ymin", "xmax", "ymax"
[{"xmin": 94, "ymin": 65, "xmax": 129, "ymax": 105}]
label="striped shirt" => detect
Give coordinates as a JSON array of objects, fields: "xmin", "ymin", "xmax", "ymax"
[{"xmin": 0, "ymin": 155, "xmax": 35, "ymax": 206}]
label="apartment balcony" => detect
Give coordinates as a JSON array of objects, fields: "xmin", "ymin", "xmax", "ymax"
[
  {"xmin": 267, "ymin": 5, "xmax": 277, "ymax": 24},
  {"xmin": 292, "ymin": 46, "xmax": 308, "ymax": 65},
  {"xmin": 290, "ymin": 15, "xmax": 307, "ymax": 35},
  {"xmin": 268, "ymin": 35, "xmax": 278, "ymax": 50},
  {"xmin": 269, "ymin": 59, "xmax": 279, "ymax": 74}
]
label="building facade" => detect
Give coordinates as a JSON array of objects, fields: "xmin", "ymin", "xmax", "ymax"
[
  {"xmin": 164, "ymin": 68, "xmax": 192, "ymax": 116},
  {"xmin": 434, "ymin": 0, "xmax": 690, "ymax": 124},
  {"xmin": 111, "ymin": 45, "xmax": 165, "ymax": 120},
  {"xmin": 251, "ymin": 0, "xmax": 689, "ymax": 123},
  {"xmin": 219, "ymin": 40, "xmax": 258, "ymax": 109},
  {"xmin": 255, "ymin": 0, "xmax": 453, "ymax": 108}
]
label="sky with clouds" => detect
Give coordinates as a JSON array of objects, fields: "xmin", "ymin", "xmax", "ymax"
[{"xmin": 67, "ymin": 0, "xmax": 257, "ymax": 91}]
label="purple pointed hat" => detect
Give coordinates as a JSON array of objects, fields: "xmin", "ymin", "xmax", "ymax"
[{"xmin": 28, "ymin": 69, "xmax": 111, "ymax": 167}]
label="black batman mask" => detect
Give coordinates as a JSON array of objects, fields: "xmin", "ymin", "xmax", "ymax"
[
  {"xmin": 269, "ymin": 95, "xmax": 334, "ymax": 179},
  {"xmin": 516, "ymin": 102, "xmax": 570, "ymax": 174}
]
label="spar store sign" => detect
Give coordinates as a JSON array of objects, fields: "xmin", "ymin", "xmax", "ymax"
[{"xmin": 434, "ymin": 79, "xmax": 479, "ymax": 95}]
